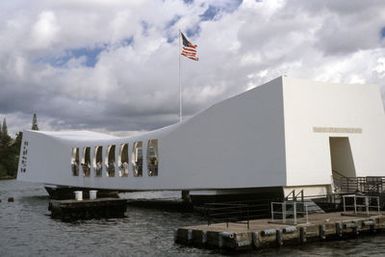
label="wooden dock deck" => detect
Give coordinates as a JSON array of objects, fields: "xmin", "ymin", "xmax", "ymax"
[
  {"xmin": 49, "ymin": 198, "xmax": 127, "ymax": 220},
  {"xmin": 175, "ymin": 212, "xmax": 385, "ymax": 250}
]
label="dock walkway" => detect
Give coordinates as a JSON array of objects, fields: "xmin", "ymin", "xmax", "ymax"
[{"xmin": 175, "ymin": 212, "xmax": 385, "ymax": 250}]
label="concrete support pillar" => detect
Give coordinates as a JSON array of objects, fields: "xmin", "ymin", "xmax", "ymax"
[{"xmin": 336, "ymin": 222, "xmax": 343, "ymax": 237}]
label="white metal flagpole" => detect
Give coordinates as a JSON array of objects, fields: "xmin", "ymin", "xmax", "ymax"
[{"xmin": 178, "ymin": 29, "xmax": 182, "ymax": 123}]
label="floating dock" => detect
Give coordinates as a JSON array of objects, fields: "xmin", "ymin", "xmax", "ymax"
[
  {"xmin": 49, "ymin": 198, "xmax": 127, "ymax": 220},
  {"xmin": 175, "ymin": 212, "xmax": 385, "ymax": 250}
]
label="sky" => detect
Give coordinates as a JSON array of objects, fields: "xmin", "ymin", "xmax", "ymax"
[{"xmin": 0, "ymin": 0, "xmax": 384, "ymax": 136}]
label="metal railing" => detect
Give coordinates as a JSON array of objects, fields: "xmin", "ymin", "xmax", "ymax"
[
  {"xmin": 201, "ymin": 186, "xmax": 385, "ymax": 228},
  {"xmin": 334, "ymin": 176, "xmax": 385, "ymax": 194},
  {"xmin": 203, "ymin": 200, "xmax": 271, "ymax": 228},
  {"xmin": 342, "ymin": 194, "xmax": 380, "ymax": 215},
  {"xmin": 271, "ymin": 201, "xmax": 309, "ymax": 225}
]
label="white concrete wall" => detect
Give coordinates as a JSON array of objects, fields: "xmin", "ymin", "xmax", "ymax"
[
  {"xmin": 159, "ymin": 77, "xmax": 287, "ymax": 189},
  {"xmin": 283, "ymin": 77, "xmax": 385, "ymax": 187},
  {"xmin": 17, "ymin": 130, "xmax": 163, "ymax": 190},
  {"xmin": 19, "ymin": 76, "xmax": 385, "ymax": 191},
  {"xmin": 17, "ymin": 132, "xmax": 70, "ymax": 185}
]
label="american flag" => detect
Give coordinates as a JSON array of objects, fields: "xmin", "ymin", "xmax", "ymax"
[{"xmin": 180, "ymin": 32, "xmax": 198, "ymax": 61}]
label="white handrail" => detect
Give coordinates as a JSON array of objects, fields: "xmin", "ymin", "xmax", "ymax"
[{"xmin": 271, "ymin": 201, "xmax": 309, "ymax": 225}]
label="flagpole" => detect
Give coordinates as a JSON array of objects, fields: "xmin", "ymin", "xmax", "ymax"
[{"xmin": 178, "ymin": 29, "xmax": 182, "ymax": 123}]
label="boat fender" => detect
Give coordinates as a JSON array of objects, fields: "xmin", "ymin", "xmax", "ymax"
[
  {"xmin": 363, "ymin": 220, "xmax": 375, "ymax": 226},
  {"xmin": 283, "ymin": 226, "xmax": 297, "ymax": 234},
  {"xmin": 219, "ymin": 231, "xmax": 235, "ymax": 239},
  {"xmin": 344, "ymin": 222, "xmax": 358, "ymax": 229},
  {"xmin": 261, "ymin": 229, "xmax": 276, "ymax": 236}
]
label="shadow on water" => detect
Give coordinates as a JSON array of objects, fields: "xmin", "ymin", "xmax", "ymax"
[{"xmin": 20, "ymin": 195, "xmax": 50, "ymax": 201}]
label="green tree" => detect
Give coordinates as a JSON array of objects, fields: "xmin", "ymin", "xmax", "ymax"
[
  {"xmin": 0, "ymin": 118, "xmax": 11, "ymax": 148},
  {"xmin": 2, "ymin": 118, "xmax": 8, "ymax": 136},
  {"xmin": 32, "ymin": 113, "xmax": 39, "ymax": 130},
  {"xmin": 14, "ymin": 132, "xmax": 23, "ymax": 153},
  {"xmin": 0, "ymin": 119, "xmax": 3, "ymax": 165},
  {"xmin": 0, "ymin": 163, "xmax": 7, "ymax": 177},
  {"xmin": 0, "ymin": 118, "xmax": 14, "ymax": 178},
  {"xmin": 0, "ymin": 118, "xmax": 21, "ymax": 178},
  {"xmin": 6, "ymin": 133, "xmax": 21, "ymax": 177}
]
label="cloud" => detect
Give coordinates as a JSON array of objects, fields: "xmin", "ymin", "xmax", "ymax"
[
  {"xmin": 30, "ymin": 11, "xmax": 59, "ymax": 50},
  {"xmin": 0, "ymin": 0, "xmax": 384, "ymax": 136}
]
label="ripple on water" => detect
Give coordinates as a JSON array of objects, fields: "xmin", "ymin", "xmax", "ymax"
[{"xmin": 2, "ymin": 180, "xmax": 385, "ymax": 257}]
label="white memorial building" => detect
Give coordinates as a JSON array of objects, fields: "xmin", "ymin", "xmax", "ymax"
[{"xmin": 17, "ymin": 76, "xmax": 385, "ymax": 198}]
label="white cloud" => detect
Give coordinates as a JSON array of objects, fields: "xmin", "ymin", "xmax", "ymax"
[
  {"xmin": 30, "ymin": 11, "xmax": 60, "ymax": 49},
  {"xmin": 0, "ymin": 0, "xmax": 384, "ymax": 136},
  {"xmin": 375, "ymin": 57, "xmax": 385, "ymax": 77}
]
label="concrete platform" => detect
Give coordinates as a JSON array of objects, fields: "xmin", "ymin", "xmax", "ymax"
[
  {"xmin": 175, "ymin": 212, "xmax": 385, "ymax": 250},
  {"xmin": 45, "ymin": 186, "xmax": 120, "ymax": 200},
  {"xmin": 49, "ymin": 198, "xmax": 127, "ymax": 220}
]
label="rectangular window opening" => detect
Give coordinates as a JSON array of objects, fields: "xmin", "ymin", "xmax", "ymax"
[
  {"xmin": 132, "ymin": 141, "xmax": 143, "ymax": 177},
  {"xmin": 94, "ymin": 146, "xmax": 103, "ymax": 177},
  {"xmin": 147, "ymin": 139, "xmax": 158, "ymax": 176},
  {"xmin": 71, "ymin": 147, "xmax": 79, "ymax": 176},
  {"xmin": 82, "ymin": 147, "xmax": 91, "ymax": 177},
  {"xmin": 106, "ymin": 145, "xmax": 116, "ymax": 177},
  {"xmin": 120, "ymin": 143, "xmax": 129, "ymax": 177}
]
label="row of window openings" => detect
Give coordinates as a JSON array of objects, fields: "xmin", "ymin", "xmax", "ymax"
[{"xmin": 71, "ymin": 140, "xmax": 158, "ymax": 177}]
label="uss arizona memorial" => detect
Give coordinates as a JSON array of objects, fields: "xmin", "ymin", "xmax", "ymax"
[{"xmin": 17, "ymin": 76, "xmax": 385, "ymax": 198}]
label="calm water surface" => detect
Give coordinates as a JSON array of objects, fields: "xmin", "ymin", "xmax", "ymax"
[{"xmin": 1, "ymin": 180, "xmax": 385, "ymax": 257}]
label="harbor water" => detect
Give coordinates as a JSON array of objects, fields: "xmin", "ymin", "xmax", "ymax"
[{"xmin": 2, "ymin": 180, "xmax": 385, "ymax": 257}]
